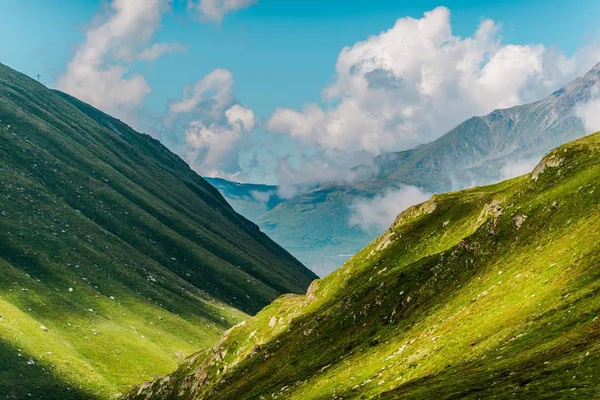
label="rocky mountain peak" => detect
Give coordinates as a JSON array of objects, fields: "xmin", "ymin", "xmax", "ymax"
[{"xmin": 561, "ymin": 62, "xmax": 600, "ymax": 98}]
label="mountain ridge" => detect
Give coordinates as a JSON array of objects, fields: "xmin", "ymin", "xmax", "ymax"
[
  {"xmin": 0, "ymin": 62, "xmax": 316, "ymax": 398},
  {"xmin": 220, "ymin": 63, "xmax": 600, "ymax": 275},
  {"xmin": 125, "ymin": 129, "xmax": 600, "ymax": 399},
  {"xmin": 203, "ymin": 177, "xmax": 283, "ymax": 221}
]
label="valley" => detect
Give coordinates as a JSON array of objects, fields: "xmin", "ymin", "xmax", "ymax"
[
  {"xmin": 127, "ymin": 131, "xmax": 600, "ymax": 399},
  {"xmin": 217, "ymin": 64, "xmax": 600, "ymax": 276},
  {"xmin": 2, "ymin": 3, "xmax": 599, "ymax": 399},
  {"xmin": 0, "ymin": 63, "xmax": 316, "ymax": 399}
]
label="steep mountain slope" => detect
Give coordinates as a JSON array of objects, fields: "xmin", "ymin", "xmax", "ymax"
[
  {"xmin": 366, "ymin": 62, "xmax": 599, "ymax": 190},
  {"xmin": 0, "ymin": 62, "xmax": 315, "ymax": 399},
  {"xmin": 126, "ymin": 131, "xmax": 600, "ymax": 399},
  {"xmin": 203, "ymin": 177, "xmax": 283, "ymax": 221},
  {"xmin": 251, "ymin": 63, "xmax": 599, "ymax": 275}
]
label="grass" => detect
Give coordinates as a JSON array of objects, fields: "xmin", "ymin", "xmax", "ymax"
[
  {"xmin": 0, "ymin": 62, "xmax": 316, "ymax": 399},
  {"xmin": 126, "ymin": 131, "xmax": 600, "ymax": 399}
]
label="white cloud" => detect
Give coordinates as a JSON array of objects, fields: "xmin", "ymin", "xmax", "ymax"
[
  {"xmin": 188, "ymin": 0, "xmax": 257, "ymax": 22},
  {"xmin": 499, "ymin": 158, "xmax": 542, "ymax": 180},
  {"xmin": 250, "ymin": 190, "xmax": 274, "ymax": 204},
  {"xmin": 168, "ymin": 68, "xmax": 235, "ymax": 119},
  {"xmin": 164, "ymin": 69, "xmax": 256, "ymax": 179},
  {"xmin": 349, "ymin": 186, "xmax": 432, "ymax": 233},
  {"xmin": 266, "ymin": 6, "xmax": 599, "ymax": 186},
  {"xmin": 266, "ymin": 104, "xmax": 327, "ymax": 145},
  {"xmin": 226, "ymin": 104, "xmax": 256, "ymax": 130},
  {"xmin": 184, "ymin": 105, "xmax": 255, "ymax": 177},
  {"xmin": 137, "ymin": 42, "xmax": 188, "ymax": 61},
  {"xmin": 57, "ymin": 0, "xmax": 255, "ymax": 127},
  {"xmin": 577, "ymin": 99, "xmax": 600, "ymax": 133},
  {"xmin": 273, "ymin": 152, "xmax": 375, "ymax": 199},
  {"xmin": 576, "ymin": 87, "xmax": 600, "ymax": 134},
  {"xmin": 56, "ymin": 0, "xmax": 182, "ymax": 126}
]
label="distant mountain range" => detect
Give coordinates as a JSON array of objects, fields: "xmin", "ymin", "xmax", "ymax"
[
  {"xmin": 126, "ymin": 129, "xmax": 600, "ymax": 400},
  {"xmin": 0, "ymin": 63, "xmax": 316, "ymax": 399},
  {"xmin": 203, "ymin": 177, "xmax": 283, "ymax": 221},
  {"xmin": 212, "ymin": 63, "xmax": 600, "ymax": 276}
]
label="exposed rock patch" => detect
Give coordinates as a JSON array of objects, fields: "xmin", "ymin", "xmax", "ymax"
[
  {"xmin": 392, "ymin": 196, "xmax": 437, "ymax": 229},
  {"xmin": 532, "ymin": 153, "xmax": 564, "ymax": 181},
  {"xmin": 306, "ymin": 280, "xmax": 319, "ymax": 302},
  {"xmin": 512, "ymin": 215, "xmax": 528, "ymax": 230}
]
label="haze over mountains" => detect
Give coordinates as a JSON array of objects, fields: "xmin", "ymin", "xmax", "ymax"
[
  {"xmin": 3, "ymin": 2, "xmax": 600, "ymax": 399},
  {"xmin": 212, "ymin": 63, "xmax": 600, "ymax": 276},
  {"xmin": 0, "ymin": 63, "xmax": 316, "ymax": 399},
  {"xmin": 203, "ymin": 177, "xmax": 283, "ymax": 222},
  {"xmin": 127, "ymin": 129, "xmax": 600, "ymax": 400}
]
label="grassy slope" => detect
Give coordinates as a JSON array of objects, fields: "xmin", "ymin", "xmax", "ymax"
[
  {"xmin": 126, "ymin": 131, "xmax": 600, "ymax": 399},
  {"xmin": 0, "ymin": 63, "xmax": 315, "ymax": 399}
]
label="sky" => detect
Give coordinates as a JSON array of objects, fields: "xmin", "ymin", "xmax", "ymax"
[{"xmin": 1, "ymin": 0, "xmax": 600, "ymax": 190}]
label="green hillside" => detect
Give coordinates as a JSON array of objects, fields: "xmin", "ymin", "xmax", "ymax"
[
  {"xmin": 0, "ymin": 62, "xmax": 316, "ymax": 399},
  {"xmin": 126, "ymin": 131, "xmax": 600, "ymax": 399}
]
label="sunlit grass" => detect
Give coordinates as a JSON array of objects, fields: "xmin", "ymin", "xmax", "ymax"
[
  {"xmin": 0, "ymin": 62, "xmax": 314, "ymax": 399},
  {"xmin": 127, "ymin": 132, "xmax": 600, "ymax": 399}
]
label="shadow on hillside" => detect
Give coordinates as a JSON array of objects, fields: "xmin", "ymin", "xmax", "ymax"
[{"xmin": 0, "ymin": 339, "xmax": 98, "ymax": 400}]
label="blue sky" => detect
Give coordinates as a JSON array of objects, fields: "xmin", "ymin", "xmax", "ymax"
[{"xmin": 1, "ymin": 0, "xmax": 600, "ymax": 185}]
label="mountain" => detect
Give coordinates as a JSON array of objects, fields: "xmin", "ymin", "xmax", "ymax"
[
  {"xmin": 241, "ymin": 63, "xmax": 599, "ymax": 275},
  {"xmin": 126, "ymin": 130, "xmax": 600, "ymax": 399},
  {"xmin": 203, "ymin": 177, "xmax": 283, "ymax": 221},
  {"xmin": 365, "ymin": 62, "xmax": 600, "ymax": 191},
  {"xmin": 0, "ymin": 62, "xmax": 316, "ymax": 399},
  {"xmin": 256, "ymin": 184, "xmax": 372, "ymax": 276}
]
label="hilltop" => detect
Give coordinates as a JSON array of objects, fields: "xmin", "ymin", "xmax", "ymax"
[
  {"xmin": 127, "ymin": 131, "xmax": 600, "ymax": 399},
  {"xmin": 0, "ymin": 62, "xmax": 316, "ymax": 399}
]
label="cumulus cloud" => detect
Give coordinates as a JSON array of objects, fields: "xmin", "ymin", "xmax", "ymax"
[
  {"xmin": 266, "ymin": 7, "xmax": 600, "ymax": 187},
  {"xmin": 188, "ymin": 0, "xmax": 257, "ymax": 22},
  {"xmin": 577, "ymin": 100, "xmax": 600, "ymax": 133},
  {"xmin": 164, "ymin": 69, "xmax": 256, "ymax": 179},
  {"xmin": 57, "ymin": 0, "xmax": 255, "ymax": 127},
  {"xmin": 137, "ymin": 42, "xmax": 188, "ymax": 61},
  {"xmin": 499, "ymin": 158, "xmax": 542, "ymax": 181},
  {"xmin": 167, "ymin": 68, "xmax": 235, "ymax": 120},
  {"xmin": 57, "ymin": 0, "xmax": 182, "ymax": 126},
  {"xmin": 576, "ymin": 86, "xmax": 600, "ymax": 133},
  {"xmin": 349, "ymin": 186, "xmax": 432, "ymax": 233},
  {"xmin": 184, "ymin": 104, "xmax": 255, "ymax": 177}
]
